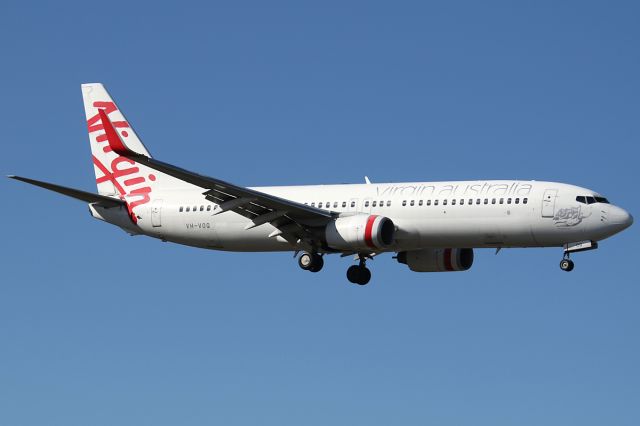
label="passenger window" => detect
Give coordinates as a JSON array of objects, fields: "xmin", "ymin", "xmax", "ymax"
[
  {"xmin": 333, "ymin": 202, "xmax": 338, "ymax": 208},
  {"xmin": 523, "ymin": 198, "xmax": 528, "ymax": 204},
  {"xmin": 468, "ymin": 199, "xmax": 473, "ymax": 205},
  {"xmin": 491, "ymin": 198, "xmax": 496, "ymax": 204},
  {"xmin": 451, "ymin": 199, "xmax": 456, "ymax": 205},
  {"xmin": 402, "ymin": 200, "xmax": 407, "ymax": 206},
  {"xmin": 387, "ymin": 201, "xmax": 391, "ymax": 207},
  {"xmin": 576, "ymin": 196, "xmax": 586, "ymax": 204},
  {"xmin": 419, "ymin": 200, "xmax": 423, "ymax": 206},
  {"xmin": 507, "ymin": 198, "xmax": 512, "ymax": 204},
  {"xmin": 351, "ymin": 201, "xmax": 356, "ymax": 208},
  {"xmin": 515, "ymin": 198, "xmax": 520, "ymax": 204},
  {"xmin": 193, "ymin": 206, "xmax": 197, "ymax": 211},
  {"xmin": 499, "ymin": 198, "xmax": 504, "ymax": 204},
  {"xmin": 342, "ymin": 201, "xmax": 347, "ymax": 208},
  {"xmin": 476, "ymin": 199, "xmax": 481, "ymax": 205},
  {"xmin": 410, "ymin": 200, "xmax": 415, "ymax": 206},
  {"xmin": 311, "ymin": 202, "xmax": 315, "ymax": 207},
  {"xmin": 427, "ymin": 200, "xmax": 431, "ymax": 206},
  {"xmin": 373, "ymin": 201, "xmax": 377, "ymax": 207},
  {"xmin": 365, "ymin": 201, "xmax": 370, "ymax": 207},
  {"xmin": 586, "ymin": 196, "xmax": 596, "ymax": 204},
  {"xmin": 443, "ymin": 199, "xmax": 448, "ymax": 206},
  {"xmin": 200, "ymin": 206, "xmax": 204, "ymax": 211},
  {"xmin": 434, "ymin": 200, "xmax": 439, "ymax": 206},
  {"xmin": 484, "ymin": 199, "xmax": 488, "ymax": 205},
  {"xmin": 460, "ymin": 199, "xmax": 464, "ymax": 205},
  {"xmin": 179, "ymin": 207, "xmax": 183, "ymax": 212},
  {"xmin": 186, "ymin": 207, "xmax": 190, "ymax": 212}
]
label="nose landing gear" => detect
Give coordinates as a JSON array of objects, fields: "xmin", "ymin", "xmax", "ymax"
[{"xmin": 558, "ymin": 240, "xmax": 598, "ymax": 272}]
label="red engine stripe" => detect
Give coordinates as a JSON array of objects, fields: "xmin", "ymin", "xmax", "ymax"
[
  {"xmin": 444, "ymin": 248, "xmax": 454, "ymax": 271},
  {"xmin": 364, "ymin": 215, "xmax": 378, "ymax": 249}
]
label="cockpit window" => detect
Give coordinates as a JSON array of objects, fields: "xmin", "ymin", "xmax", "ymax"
[{"xmin": 577, "ymin": 195, "xmax": 609, "ymax": 204}]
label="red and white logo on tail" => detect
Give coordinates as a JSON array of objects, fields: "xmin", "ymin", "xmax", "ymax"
[{"xmin": 81, "ymin": 83, "xmax": 183, "ymax": 222}]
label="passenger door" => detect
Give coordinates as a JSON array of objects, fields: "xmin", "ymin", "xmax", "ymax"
[
  {"xmin": 541, "ymin": 189, "xmax": 557, "ymax": 218},
  {"xmin": 151, "ymin": 199, "xmax": 163, "ymax": 227}
]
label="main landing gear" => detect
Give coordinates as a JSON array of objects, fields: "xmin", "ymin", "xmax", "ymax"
[
  {"xmin": 297, "ymin": 251, "xmax": 372, "ymax": 285},
  {"xmin": 346, "ymin": 256, "xmax": 371, "ymax": 285},
  {"xmin": 298, "ymin": 251, "xmax": 324, "ymax": 273}
]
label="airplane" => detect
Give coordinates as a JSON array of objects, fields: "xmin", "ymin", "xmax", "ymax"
[{"xmin": 9, "ymin": 83, "xmax": 633, "ymax": 285}]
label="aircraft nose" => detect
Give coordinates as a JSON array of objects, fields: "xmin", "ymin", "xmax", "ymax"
[{"xmin": 609, "ymin": 206, "xmax": 633, "ymax": 230}]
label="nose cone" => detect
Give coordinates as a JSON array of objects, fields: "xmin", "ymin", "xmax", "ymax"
[{"xmin": 609, "ymin": 206, "xmax": 633, "ymax": 231}]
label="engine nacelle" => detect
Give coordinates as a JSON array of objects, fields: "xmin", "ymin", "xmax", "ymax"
[
  {"xmin": 396, "ymin": 248, "xmax": 474, "ymax": 272},
  {"xmin": 325, "ymin": 214, "xmax": 395, "ymax": 251}
]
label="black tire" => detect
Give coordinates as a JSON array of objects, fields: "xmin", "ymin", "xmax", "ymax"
[
  {"xmin": 560, "ymin": 259, "xmax": 574, "ymax": 272},
  {"xmin": 357, "ymin": 267, "xmax": 371, "ymax": 285},
  {"xmin": 347, "ymin": 265, "xmax": 371, "ymax": 285},
  {"xmin": 309, "ymin": 254, "xmax": 324, "ymax": 273},
  {"xmin": 347, "ymin": 265, "xmax": 360, "ymax": 283},
  {"xmin": 298, "ymin": 252, "xmax": 313, "ymax": 270},
  {"xmin": 566, "ymin": 259, "xmax": 574, "ymax": 271}
]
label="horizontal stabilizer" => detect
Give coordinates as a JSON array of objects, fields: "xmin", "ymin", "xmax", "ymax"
[{"xmin": 8, "ymin": 175, "xmax": 125, "ymax": 207}]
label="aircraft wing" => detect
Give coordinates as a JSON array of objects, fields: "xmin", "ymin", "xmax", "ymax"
[
  {"xmin": 97, "ymin": 109, "xmax": 335, "ymax": 247},
  {"xmin": 134, "ymin": 156, "xmax": 335, "ymax": 227},
  {"xmin": 9, "ymin": 175, "xmax": 125, "ymax": 208}
]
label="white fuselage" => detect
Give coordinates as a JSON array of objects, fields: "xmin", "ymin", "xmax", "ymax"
[{"xmin": 117, "ymin": 180, "xmax": 631, "ymax": 253}]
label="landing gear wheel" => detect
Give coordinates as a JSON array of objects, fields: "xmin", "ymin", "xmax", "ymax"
[
  {"xmin": 298, "ymin": 252, "xmax": 324, "ymax": 272},
  {"xmin": 309, "ymin": 255, "xmax": 324, "ymax": 273},
  {"xmin": 358, "ymin": 267, "xmax": 371, "ymax": 285},
  {"xmin": 347, "ymin": 265, "xmax": 359, "ymax": 283},
  {"xmin": 346, "ymin": 265, "xmax": 371, "ymax": 285},
  {"xmin": 560, "ymin": 259, "xmax": 574, "ymax": 272},
  {"xmin": 298, "ymin": 252, "xmax": 313, "ymax": 270}
]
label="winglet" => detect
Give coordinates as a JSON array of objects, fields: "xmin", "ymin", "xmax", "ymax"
[
  {"xmin": 364, "ymin": 176, "xmax": 372, "ymax": 184},
  {"xmin": 98, "ymin": 108, "xmax": 140, "ymax": 157}
]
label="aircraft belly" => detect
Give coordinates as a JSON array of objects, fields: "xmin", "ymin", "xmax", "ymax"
[
  {"xmin": 403, "ymin": 214, "xmax": 537, "ymax": 248},
  {"xmin": 214, "ymin": 221, "xmax": 292, "ymax": 252}
]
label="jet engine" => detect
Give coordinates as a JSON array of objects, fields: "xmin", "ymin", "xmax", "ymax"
[
  {"xmin": 396, "ymin": 248, "xmax": 474, "ymax": 272},
  {"xmin": 325, "ymin": 214, "xmax": 395, "ymax": 251}
]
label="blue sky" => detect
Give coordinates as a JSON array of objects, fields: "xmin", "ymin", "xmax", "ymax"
[{"xmin": 1, "ymin": 1, "xmax": 638, "ymax": 425}]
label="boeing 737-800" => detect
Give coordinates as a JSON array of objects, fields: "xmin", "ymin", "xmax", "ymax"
[{"xmin": 9, "ymin": 84, "xmax": 633, "ymax": 285}]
